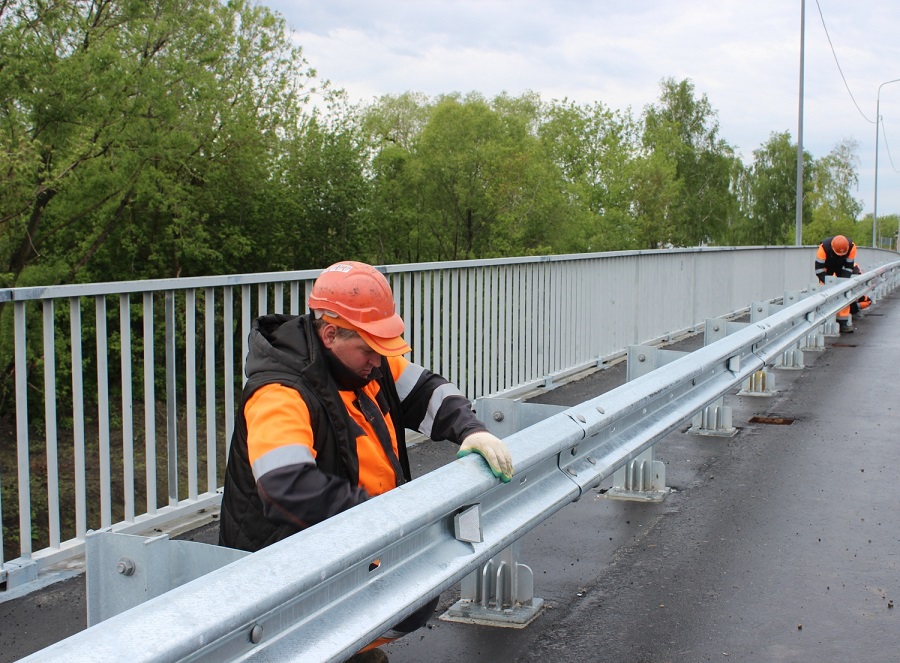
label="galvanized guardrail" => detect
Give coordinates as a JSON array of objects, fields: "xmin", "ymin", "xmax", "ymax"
[{"xmin": 22, "ymin": 261, "xmax": 899, "ymax": 662}]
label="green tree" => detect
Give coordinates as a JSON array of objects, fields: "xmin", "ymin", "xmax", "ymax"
[
  {"xmin": 803, "ymin": 138, "xmax": 864, "ymax": 246},
  {"xmin": 642, "ymin": 78, "xmax": 739, "ymax": 246},
  {"xmin": 0, "ymin": 0, "xmax": 313, "ymax": 285},
  {"xmin": 362, "ymin": 92, "xmax": 568, "ymax": 262},
  {"xmin": 539, "ymin": 99, "xmax": 642, "ymax": 251},
  {"xmin": 734, "ymin": 131, "xmax": 812, "ymax": 245}
]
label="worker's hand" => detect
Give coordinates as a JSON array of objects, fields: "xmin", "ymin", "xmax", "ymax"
[{"xmin": 458, "ymin": 431, "xmax": 514, "ymax": 483}]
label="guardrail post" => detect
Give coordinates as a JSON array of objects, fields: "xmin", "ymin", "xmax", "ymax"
[
  {"xmin": 736, "ymin": 302, "xmax": 776, "ymax": 397},
  {"xmin": 686, "ymin": 320, "xmax": 739, "ymax": 437},
  {"xmin": 605, "ymin": 346, "xmax": 672, "ymax": 501},
  {"xmin": 775, "ymin": 292, "xmax": 810, "ymax": 366},
  {"xmin": 442, "ymin": 398, "xmax": 566, "ymax": 628},
  {"xmin": 441, "ymin": 540, "xmax": 544, "ymax": 628},
  {"xmin": 792, "ymin": 289, "xmax": 827, "ymax": 352}
]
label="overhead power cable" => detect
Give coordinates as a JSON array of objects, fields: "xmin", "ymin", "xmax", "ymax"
[
  {"xmin": 880, "ymin": 118, "xmax": 900, "ymax": 173},
  {"xmin": 815, "ymin": 0, "xmax": 875, "ymax": 124}
]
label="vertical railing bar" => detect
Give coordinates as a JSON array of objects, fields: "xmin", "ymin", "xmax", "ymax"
[
  {"xmin": 511, "ymin": 266, "xmax": 520, "ymax": 389},
  {"xmin": 538, "ymin": 264, "xmax": 547, "ymax": 376},
  {"xmin": 165, "ymin": 290, "xmax": 178, "ymax": 505},
  {"xmin": 185, "ymin": 289, "xmax": 198, "ymax": 502},
  {"xmin": 119, "ymin": 294, "xmax": 135, "ymax": 523},
  {"xmin": 402, "ymin": 273, "xmax": 412, "ymax": 363},
  {"xmin": 443, "ymin": 271, "xmax": 452, "ymax": 381},
  {"xmin": 563, "ymin": 263, "xmax": 572, "ymax": 367},
  {"xmin": 205, "ymin": 288, "xmax": 217, "ymax": 493},
  {"xmin": 0, "ymin": 458, "xmax": 4, "ymax": 565},
  {"xmin": 14, "ymin": 301, "xmax": 32, "ymax": 557},
  {"xmin": 450, "ymin": 270, "xmax": 460, "ymax": 389},
  {"xmin": 523, "ymin": 265, "xmax": 532, "ymax": 383},
  {"xmin": 257, "ymin": 284, "xmax": 267, "ymax": 317},
  {"xmin": 290, "ymin": 282, "xmax": 301, "ymax": 316},
  {"xmin": 422, "ymin": 272, "xmax": 432, "ymax": 369},
  {"xmin": 142, "ymin": 292, "xmax": 157, "ymax": 515},
  {"xmin": 224, "ymin": 286, "xmax": 235, "ymax": 463},
  {"xmin": 548, "ymin": 263, "xmax": 557, "ymax": 374},
  {"xmin": 274, "ymin": 282, "xmax": 284, "ymax": 314},
  {"xmin": 413, "ymin": 273, "xmax": 423, "ymax": 367},
  {"xmin": 474, "ymin": 268, "xmax": 484, "ymax": 398},
  {"xmin": 489, "ymin": 267, "xmax": 499, "ymax": 395},
  {"xmin": 70, "ymin": 297, "xmax": 87, "ymax": 539},
  {"xmin": 242, "ymin": 285, "xmax": 251, "ymax": 387},
  {"xmin": 95, "ymin": 295, "xmax": 112, "ymax": 529},
  {"xmin": 42, "ymin": 300, "xmax": 61, "ymax": 548},
  {"xmin": 502, "ymin": 267, "xmax": 511, "ymax": 390}
]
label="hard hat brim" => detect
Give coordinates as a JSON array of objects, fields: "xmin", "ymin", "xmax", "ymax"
[{"xmin": 320, "ymin": 313, "xmax": 410, "ymax": 356}]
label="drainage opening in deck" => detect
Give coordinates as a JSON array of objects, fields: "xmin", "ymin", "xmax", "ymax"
[{"xmin": 749, "ymin": 416, "xmax": 795, "ymax": 425}]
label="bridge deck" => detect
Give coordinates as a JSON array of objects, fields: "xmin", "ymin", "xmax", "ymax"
[{"xmin": 2, "ymin": 293, "xmax": 898, "ymax": 663}]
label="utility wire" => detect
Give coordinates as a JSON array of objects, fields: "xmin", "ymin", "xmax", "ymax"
[
  {"xmin": 880, "ymin": 118, "xmax": 900, "ymax": 173},
  {"xmin": 815, "ymin": 0, "xmax": 876, "ymax": 124}
]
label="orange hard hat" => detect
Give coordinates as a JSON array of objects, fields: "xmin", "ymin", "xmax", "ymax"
[
  {"xmin": 308, "ymin": 261, "xmax": 410, "ymax": 356},
  {"xmin": 831, "ymin": 235, "xmax": 850, "ymax": 256}
]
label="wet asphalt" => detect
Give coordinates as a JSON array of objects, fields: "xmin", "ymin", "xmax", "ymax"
[{"xmin": 2, "ymin": 293, "xmax": 898, "ymax": 663}]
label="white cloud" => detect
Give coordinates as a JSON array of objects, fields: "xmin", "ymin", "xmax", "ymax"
[{"xmin": 267, "ymin": 0, "xmax": 900, "ymax": 220}]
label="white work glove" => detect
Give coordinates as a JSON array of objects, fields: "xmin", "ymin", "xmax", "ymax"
[{"xmin": 457, "ymin": 431, "xmax": 514, "ymax": 483}]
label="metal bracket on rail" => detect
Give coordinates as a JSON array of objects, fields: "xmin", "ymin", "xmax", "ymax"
[
  {"xmin": 0, "ymin": 557, "xmax": 37, "ymax": 591},
  {"xmin": 84, "ymin": 529, "xmax": 248, "ymax": 626}
]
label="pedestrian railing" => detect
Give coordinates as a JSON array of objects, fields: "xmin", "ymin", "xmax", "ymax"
[
  {"xmin": 0, "ymin": 247, "xmax": 893, "ymax": 591},
  {"xmin": 20, "ymin": 260, "xmax": 899, "ymax": 661}
]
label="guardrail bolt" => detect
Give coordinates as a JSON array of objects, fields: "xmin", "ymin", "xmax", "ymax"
[
  {"xmin": 638, "ymin": 354, "xmax": 646, "ymax": 362},
  {"xmin": 492, "ymin": 412, "xmax": 504, "ymax": 422},
  {"xmin": 250, "ymin": 624, "xmax": 264, "ymax": 644},
  {"xmin": 116, "ymin": 558, "xmax": 136, "ymax": 576}
]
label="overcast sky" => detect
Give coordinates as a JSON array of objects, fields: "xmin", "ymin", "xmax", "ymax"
[{"xmin": 264, "ymin": 0, "xmax": 900, "ymax": 231}]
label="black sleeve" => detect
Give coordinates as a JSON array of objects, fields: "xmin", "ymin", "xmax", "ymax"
[
  {"xmin": 256, "ymin": 463, "xmax": 369, "ymax": 530},
  {"xmin": 401, "ymin": 367, "xmax": 487, "ymax": 444}
]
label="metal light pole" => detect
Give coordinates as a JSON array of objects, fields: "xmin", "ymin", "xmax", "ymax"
[
  {"xmin": 873, "ymin": 78, "xmax": 900, "ymax": 249},
  {"xmin": 795, "ymin": 0, "xmax": 805, "ymax": 246}
]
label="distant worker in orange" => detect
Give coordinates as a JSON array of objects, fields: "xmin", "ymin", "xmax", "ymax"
[
  {"xmin": 219, "ymin": 260, "xmax": 514, "ymax": 663},
  {"xmin": 814, "ymin": 234, "xmax": 858, "ymax": 333}
]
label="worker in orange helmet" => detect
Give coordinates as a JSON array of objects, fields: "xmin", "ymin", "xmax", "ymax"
[
  {"xmin": 814, "ymin": 235, "xmax": 857, "ymax": 332},
  {"xmin": 219, "ymin": 261, "xmax": 513, "ymax": 663}
]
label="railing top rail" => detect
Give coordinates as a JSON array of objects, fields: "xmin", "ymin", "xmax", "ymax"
[{"xmin": 0, "ymin": 245, "xmax": 845, "ymax": 303}]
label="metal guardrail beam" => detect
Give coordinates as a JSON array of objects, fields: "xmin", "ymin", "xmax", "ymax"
[{"xmin": 24, "ymin": 263, "xmax": 899, "ymax": 662}]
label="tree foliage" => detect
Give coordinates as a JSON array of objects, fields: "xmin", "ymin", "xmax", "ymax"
[
  {"xmin": 642, "ymin": 78, "xmax": 740, "ymax": 247},
  {"xmin": 0, "ymin": 0, "xmax": 314, "ymax": 286},
  {"xmin": 0, "ymin": 1, "xmax": 871, "ymax": 287}
]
